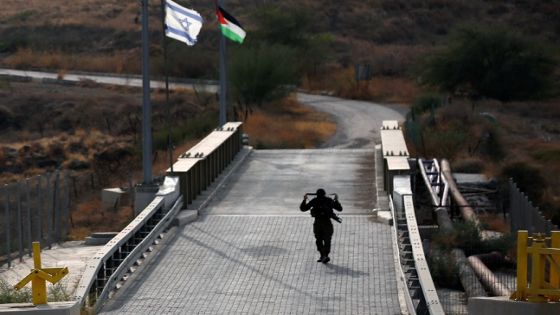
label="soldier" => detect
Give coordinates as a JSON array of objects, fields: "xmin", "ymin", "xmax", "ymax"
[{"xmin": 300, "ymin": 188, "xmax": 343, "ymax": 263}]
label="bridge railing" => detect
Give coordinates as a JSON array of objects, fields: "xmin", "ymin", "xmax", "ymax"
[
  {"xmin": 381, "ymin": 120, "xmax": 444, "ymax": 315},
  {"xmin": 70, "ymin": 122, "xmax": 243, "ymax": 313}
]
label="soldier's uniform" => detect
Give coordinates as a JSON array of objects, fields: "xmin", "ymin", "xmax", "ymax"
[{"xmin": 300, "ymin": 189, "xmax": 343, "ymax": 263}]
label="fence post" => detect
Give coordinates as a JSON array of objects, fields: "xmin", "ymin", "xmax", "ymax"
[
  {"xmin": 25, "ymin": 178, "xmax": 32, "ymax": 257},
  {"xmin": 53, "ymin": 171, "xmax": 61, "ymax": 242},
  {"xmin": 551, "ymin": 231, "xmax": 560, "ymax": 290},
  {"xmin": 36, "ymin": 176, "xmax": 43, "ymax": 243},
  {"xmin": 3, "ymin": 184, "xmax": 11, "ymax": 268},
  {"xmin": 514, "ymin": 230, "xmax": 528, "ymax": 300},
  {"xmin": 45, "ymin": 172, "xmax": 53, "ymax": 249},
  {"xmin": 16, "ymin": 182, "xmax": 24, "ymax": 262},
  {"xmin": 63, "ymin": 171, "xmax": 71, "ymax": 239}
]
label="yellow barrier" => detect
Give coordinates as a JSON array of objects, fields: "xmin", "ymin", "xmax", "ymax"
[
  {"xmin": 510, "ymin": 230, "xmax": 560, "ymax": 302},
  {"xmin": 14, "ymin": 242, "xmax": 69, "ymax": 305}
]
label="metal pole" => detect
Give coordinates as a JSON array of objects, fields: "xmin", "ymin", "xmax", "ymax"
[
  {"xmin": 53, "ymin": 171, "xmax": 61, "ymax": 242},
  {"xmin": 25, "ymin": 178, "xmax": 32, "ymax": 256},
  {"xmin": 219, "ymin": 0, "xmax": 227, "ymax": 126},
  {"xmin": 16, "ymin": 183, "xmax": 23, "ymax": 262},
  {"xmin": 36, "ymin": 175, "xmax": 43, "ymax": 242},
  {"xmin": 160, "ymin": 0, "xmax": 174, "ymax": 174},
  {"xmin": 46, "ymin": 173, "xmax": 53, "ymax": 249},
  {"xmin": 4, "ymin": 185, "xmax": 11, "ymax": 268},
  {"xmin": 142, "ymin": 0, "xmax": 153, "ymax": 184}
]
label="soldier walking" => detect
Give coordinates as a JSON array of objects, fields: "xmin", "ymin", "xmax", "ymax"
[{"xmin": 300, "ymin": 188, "xmax": 343, "ymax": 263}]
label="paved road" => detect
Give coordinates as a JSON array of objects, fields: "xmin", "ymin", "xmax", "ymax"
[
  {"xmin": 102, "ymin": 150, "xmax": 401, "ymax": 315},
  {"xmin": 297, "ymin": 94, "xmax": 405, "ymax": 149}
]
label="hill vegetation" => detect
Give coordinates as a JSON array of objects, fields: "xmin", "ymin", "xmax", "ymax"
[{"xmin": 0, "ymin": 0, "xmax": 559, "ymax": 225}]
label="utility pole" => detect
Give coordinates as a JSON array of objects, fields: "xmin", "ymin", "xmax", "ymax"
[
  {"xmin": 135, "ymin": 0, "xmax": 159, "ymax": 215},
  {"xmin": 141, "ymin": 0, "xmax": 152, "ymax": 184},
  {"xmin": 219, "ymin": 0, "xmax": 227, "ymax": 126}
]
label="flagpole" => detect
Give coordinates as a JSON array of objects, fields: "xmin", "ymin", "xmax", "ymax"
[
  {"xmin": 218, "ymin": 0, "xmax": 227, "ymax": 127},
  {"xmin": 141, "ymin": 0, "xmax": 153, "ymax": 184},
  {"xmin": 160, "ymin": 0, "xmax": 174, "ymax": 174}
]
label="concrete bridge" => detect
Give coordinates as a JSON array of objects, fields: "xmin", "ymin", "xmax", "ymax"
[
  {"xmin": 99, "ymin": 94, "xmax": 407, "ymax": 314},
  {"xmin": 0, "ymin": 70, "xmax": 432, "ymax": 314}
]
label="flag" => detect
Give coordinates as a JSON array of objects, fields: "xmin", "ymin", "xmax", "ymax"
[
  {"xmin": 165, "ymin": 0, "xmax": 203, "ymax": 46},
  {"xmin": 216, "ymin": 6, "xmax": 246, "ymax": 44}
]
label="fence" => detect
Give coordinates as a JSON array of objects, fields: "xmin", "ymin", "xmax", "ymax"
[
  {"xmin": 1, "ymin": 170, "xmax": 100, "ymax": 268},
  {"xmin": 509, "ymin": 178, "xmax": 558, "ymax": 234}
]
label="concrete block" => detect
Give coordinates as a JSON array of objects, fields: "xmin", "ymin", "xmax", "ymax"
[
  {"xmin": 101, "ymin": 187, "xmax": 127, "ymax": 210},
  {"xmin": 134, "ymin": 183, "xmax": 159, "ymax": 215},
  {"xmin": 172, "ymin": 210, "xmax": 198, "ymax": 227},
  {"xmin": 468, "ymin": 296, "xmax": 560, "ymax": 315},
  {"xmin": 156, "ymin": 176, "xmax": 180, "ymax": 210},
  {"xmin": 371, "ymin": 209, "xmax": 393, "ymax": 225},
  {"xmin": 84, "ymin": 232, "xmax": 118, "ymax": 245},
  {"xmin": 0, "ymin": 301, "xmax": 79, "ymax": 314}
]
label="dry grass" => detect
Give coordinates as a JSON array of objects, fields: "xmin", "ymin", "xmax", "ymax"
[
  {"xmin": 479, "ymin": 214, "xmax": 510, "ymax": 234},
  {"xmin": 243, "ymin": 97, "xmax": 336, "ymax": 149},
  {"xmin": 303, "ymin": 66, "xmax": 420, "ymax": 104},
  {"xmin": 4, "ymin": 48, "xmax": 141, "ymax": 74},
  {"xmin": 69, "ymin": 198, "xmax": 133, "ymax": 240}
]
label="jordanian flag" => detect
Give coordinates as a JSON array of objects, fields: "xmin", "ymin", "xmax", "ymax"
[{"xmin": 216, "ymin": 6, "xmax": 246, "ymax": 44}]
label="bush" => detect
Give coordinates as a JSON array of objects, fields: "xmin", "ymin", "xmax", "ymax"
[
  {"xmin": 501, "ymin": 161, "xmax": 546, "ymax": 203},
  {"xmin": 421, "ymin": 25, "xmax": 557, "ymax": 102},
  {"xmin": 411, "ymin": 94, "xmax": 442, "ymax": 117},
  {"xmin": 427, "ymin": 250, "xmax": 461, "ymax": 288},
  {"xmin": 452, "ymin": 158, "xmax": 485, "ymax": 173},
  {"xmin": 433, "ymin": 220, "xmax": 514, "ymax": 257}
]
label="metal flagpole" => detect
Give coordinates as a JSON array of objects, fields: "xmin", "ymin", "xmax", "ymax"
[
  {"xmin": 141, "ymin": 0, "xmax": 153, "ymax": 184},
  {"xmin": 160, "ymin": 0, "xmax": 174, "ymax": 174},
  {"xmin": 219, "ymin": 0, "xmax": 227, "ymax": 127}
]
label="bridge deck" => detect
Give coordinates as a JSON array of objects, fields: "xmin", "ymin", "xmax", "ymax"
[{"xmin": 101, "ymin": 150, "xmax": 401, "ymax": 314}]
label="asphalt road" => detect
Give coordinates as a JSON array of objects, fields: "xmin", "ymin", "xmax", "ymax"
[{"xmin": 297, "ymin": 93, "xmax": 405, "ymax": 149}]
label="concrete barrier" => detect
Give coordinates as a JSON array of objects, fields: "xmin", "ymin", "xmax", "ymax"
[{"xmin": 468, "ymin": 296, "xmax": 560, "ymax": 315}]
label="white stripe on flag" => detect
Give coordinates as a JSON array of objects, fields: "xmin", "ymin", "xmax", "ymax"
[{"xmin": 165, "ymin": 0, "xmax": 203, "ymax": 46}]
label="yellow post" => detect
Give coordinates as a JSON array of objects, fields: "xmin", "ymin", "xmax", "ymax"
[
  {"xmin": 511, "ymin": 230, "xmax": 528, "ymax": 301},
  {"xmin": 528, "ymin": 233, "xmax": 547, "ymax": 302},
  {"xmin": 31, "ymin": 242, "xmax": 47, "ymax": 304},
  {"xmin": 551, "ymin": 231, "xmax": 560, "ymax": 301},
  {"xmin": 14, "ymin": 241, "xmax": 69, "ymax": 305}
]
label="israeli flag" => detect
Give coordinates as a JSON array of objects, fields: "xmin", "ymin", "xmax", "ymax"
[{"xmin": 165, "ymin": 0, "xmax": 203, "ymax": 46}]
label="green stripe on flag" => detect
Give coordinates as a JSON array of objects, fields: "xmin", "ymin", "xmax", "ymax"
[{"xmin": 220, "ymin": 25, "xmax": 245, "ymax": 44}]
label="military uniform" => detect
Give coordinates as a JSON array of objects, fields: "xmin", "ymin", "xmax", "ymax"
[{"xmin": 300, "ymin": 191, "xmax": 343, "ymax": 263}]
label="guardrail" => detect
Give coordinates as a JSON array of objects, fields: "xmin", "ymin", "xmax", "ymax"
[
  {"xmin": 67, "ymin": 122, "xmax": 244, "ymax": 313},
  {"xmin": 381, "ymin": 121, "xmax": 444, "ymax": 315}
]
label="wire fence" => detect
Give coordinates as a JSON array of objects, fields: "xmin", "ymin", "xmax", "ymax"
[{"xmin": 0, "ymin": 170, "xmax": 100, "ymax": 268}]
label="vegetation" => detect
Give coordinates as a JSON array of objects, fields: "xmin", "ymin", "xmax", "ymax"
[
  {"xmin": 0, "ymin": 278, "xmax": 70, "ymax": 304},
  {"xmin": 421, "ymin": 26, "xmax": 557, "ymax": 102}
]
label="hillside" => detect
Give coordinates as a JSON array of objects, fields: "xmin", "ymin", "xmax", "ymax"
[
  {"xmin": 1, "ymin": 0, "xmax": 558, "ymax": 78},
  {"xmin": 1, "ymin": 0, "xmax": 559, "ymax": 224}
]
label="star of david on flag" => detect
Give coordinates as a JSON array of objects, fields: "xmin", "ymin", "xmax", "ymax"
[{"xmin": 165, "ymin": 0, "xmax": 203, "ymax": 46}]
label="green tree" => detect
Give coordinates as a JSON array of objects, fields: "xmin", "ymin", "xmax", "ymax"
[
  {"xmin": 229, "ymin": 44, "xmax": 298, "ymax": 119},
  {"xmin": 421, "ymin": 26, "xmax": 557, "ymax": 102}
]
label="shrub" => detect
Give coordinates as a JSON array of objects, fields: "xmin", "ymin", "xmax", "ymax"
[
  {"xmin": 452, "ymin": 158, "xmax": 485, "ymax": 173},
  {"xmin": 421, "ymin": 25, "xmax": 557, "ymax": 102},
  {"xmin": 427, "ymin": 250, "xmax": 461, "ymax": 288},
  {"xmin": 501, "ymin": 161, "xmax": 546, "ymax": 203}
]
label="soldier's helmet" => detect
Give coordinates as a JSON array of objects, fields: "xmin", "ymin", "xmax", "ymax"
[{"xmin": 316, "ymin": 188, "xmax": 326, "ymax": 197}]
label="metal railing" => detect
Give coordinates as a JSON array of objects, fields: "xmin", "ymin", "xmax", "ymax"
[
  {"xmin": 381, "ymin": 120, "xmax": 444, "ymax": 315},
  {"xmin": 70, "ymin": 122, "xmax": 244, "ymax": 312},
  {"xmin": 74, "ymin": 194, "xmax": 182, "ymax": 312}
]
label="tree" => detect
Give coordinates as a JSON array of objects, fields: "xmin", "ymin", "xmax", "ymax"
[
  {"xmin": 421, "ymin": 26, "xmax": 557, "ymax": 102},
  {"xmin": 229, "ymin": 44, "xmax": 298, "ymax": 120}
]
